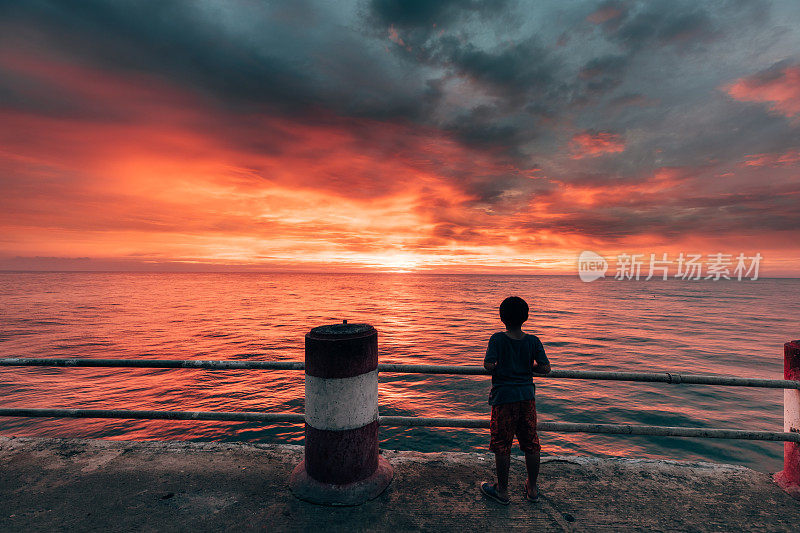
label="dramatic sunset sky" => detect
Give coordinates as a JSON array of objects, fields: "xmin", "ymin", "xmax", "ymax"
[{"xmin": 1, "ymin": 1, "xmax": 799, "ymax": 274}]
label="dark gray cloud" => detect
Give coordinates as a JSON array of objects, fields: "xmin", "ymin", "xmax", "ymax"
[
  {"xmin": 579, "ymin": 54, "xmax": 628, "ymax": 95},
  {"xmin": 368, "ymin": 0, "xmax": 511, "ymax": 29},
  {"xmin": 604, "ymin": 1, "xmax": 719, "ymax": 50},
  {"xmin": 0, "ymin": 0, "xmax": 439, "ymax": 123},
  {"xmin": 440, "ymin": 105, "xmax": 536, "ymax": 160},
  {"xmin": 0, "ymin": 1, "xmax": 312, "ymax": 112},
  {"xmin": 434, "ymin": 36, "xmax": 562, "ymax": 99},
  {"xmin": 0, "ymin": 1, "xmax": 738, "ymax": 153}
]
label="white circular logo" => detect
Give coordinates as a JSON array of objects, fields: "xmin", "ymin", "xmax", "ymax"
[{"xmin": 578, "ymin": 251, "xmax": 608, "ymax": 282}]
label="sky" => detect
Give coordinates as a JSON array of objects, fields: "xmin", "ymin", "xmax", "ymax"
[{"xmin": 1, "ymin": 0, "xmax": 800, "ymax": 275}]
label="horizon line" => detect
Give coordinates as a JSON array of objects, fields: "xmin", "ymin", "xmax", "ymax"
[{"xmin": 1, "ymin": 269, "xmax": 799, "ymax": 279}]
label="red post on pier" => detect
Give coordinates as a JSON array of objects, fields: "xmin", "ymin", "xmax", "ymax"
[
  {"xmin": 289, "ymin": 322, "xmax": 393, "ymax": 505},
  {"xmin": 774, "ymin": 340, "xmax": 800, "ymax": 500}
]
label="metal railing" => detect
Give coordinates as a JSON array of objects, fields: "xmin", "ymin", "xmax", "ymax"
[
  {"xmin": 2, "ymin": 357, "xmax": 798, "ymax": 389},
  {"xmin": 1, "ymin": 357, "xmax": 798, "ymax": 443}
]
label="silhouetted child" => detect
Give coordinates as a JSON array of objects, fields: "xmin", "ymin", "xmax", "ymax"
[{"xmin": 480, "ymin": 296, "xmax": 551, "ymax": 505}]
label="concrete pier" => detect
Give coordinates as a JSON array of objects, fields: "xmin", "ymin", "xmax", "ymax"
[{"xmin": 1, "ymin": 436, "xmax": 799, "ymax": 531}]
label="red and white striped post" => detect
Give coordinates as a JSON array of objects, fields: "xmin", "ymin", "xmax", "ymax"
[
  {"xmin": 774, "ymin": 340, "xmax": 800, "ymax": 500},
  {"xmin": 289, "ymin": 322, "xmax": 393, "ymax": 505}
]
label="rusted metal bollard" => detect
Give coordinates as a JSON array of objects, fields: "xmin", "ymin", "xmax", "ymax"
[
  {"xmin": 289, "ymin": 322, "xmax": 393, "ymax": 505},
  {"xmin": 775, "ymin": 340, "xmax": 800, "ymax": 500}
]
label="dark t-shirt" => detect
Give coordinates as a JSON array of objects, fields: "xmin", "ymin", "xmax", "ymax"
[{"xmin": 484, "ymin": 331, "xmax": 549, "ymax": 406}]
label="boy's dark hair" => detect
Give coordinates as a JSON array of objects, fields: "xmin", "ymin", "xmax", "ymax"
[{"xmin": 499, "ymin": 296, "xmax": 529, "ymax": 329}]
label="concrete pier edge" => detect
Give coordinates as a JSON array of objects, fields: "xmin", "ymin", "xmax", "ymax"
[{"xmin": 2, "ymin": 436, "xmax": 800, "ymax": 531}]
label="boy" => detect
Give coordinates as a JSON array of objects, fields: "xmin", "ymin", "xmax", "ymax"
[{"xmin": 480, "ymin": 296, "xmax": 551, "ymax": 505}]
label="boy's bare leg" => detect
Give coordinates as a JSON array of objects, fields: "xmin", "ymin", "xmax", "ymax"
[
  {"xmin": 495, "ymin": 453, "xmax": 511, "ymax": 498},
  {"xmin": 525, "ymin": 450, "xmax": 540, "ymax": 496}
]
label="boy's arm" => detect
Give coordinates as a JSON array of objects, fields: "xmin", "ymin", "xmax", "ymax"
[
  {"xmin": 484, "ymin": 335, "xmax": 498, "ymax": 373},
  {"xmin": 532, "ymin": 337, "xmax": 551, "ymax": 375}
]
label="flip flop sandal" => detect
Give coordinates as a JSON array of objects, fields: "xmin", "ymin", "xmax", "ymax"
[
  {"xmin": 524, "ymin": 481, "xmax": 540, "ymax": 502},
  {"xmin": 480, "ymin": 482, "xmax": 510, "ymax": 505}
]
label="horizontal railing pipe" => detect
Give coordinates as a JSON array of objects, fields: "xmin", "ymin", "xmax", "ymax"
[
  {"xmin": 547, "ymin": 369, "xmax": 799, "ymax": 389},
  {"xmin": 0, "ymin": 358, "xmax": 305, "ymax": 371},
  {"xmin": 378, "ymin": 363, "xmax": 486, "ymax": 375},
  {"xmin": 1, "ymin": 408, "xmax": 798, "ymax": 442},
  {"xmin": 0, "ymin": 408, "xmax": 305, "ymax": 423},
  {"xmin": 2, "ymin": 358, "xmax": 799, "ymax": 390}
]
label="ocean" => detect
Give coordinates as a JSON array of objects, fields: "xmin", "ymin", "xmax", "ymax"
[{"xmin": 1, "ymin": 272, "xmax": 798, "ymax": 472}]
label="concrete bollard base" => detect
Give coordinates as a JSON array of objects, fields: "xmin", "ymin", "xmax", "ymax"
[{"xmin": 289, "ymin": 456, "xmax": 394, "ymax": 506}]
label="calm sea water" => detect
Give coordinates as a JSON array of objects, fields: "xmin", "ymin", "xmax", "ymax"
[{"xmin": 1, "ymin": 272, "xmax": 798, "ymax": 472}]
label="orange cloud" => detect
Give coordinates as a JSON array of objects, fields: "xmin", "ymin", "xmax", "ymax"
[
  {"xmin": 542, "ymin": 167, "xmax": 692, "ymax": 210},
  {"xmin": 569, "ymin": 130, "xmax": 625, "ymax": 159},
  {"xmin": 742, "ymin": 150, "xmax": 800, "ymax": 167},
  {"xmin": 1, "ymin": 50, "xmax": 566, "ymax": 272},
  {"xmin": 725, "ymin": 63, "xmax": 800, "ymax": 117}
]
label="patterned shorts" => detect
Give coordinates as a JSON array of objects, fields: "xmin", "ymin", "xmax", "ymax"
[{"xmin": 489, "ymin": 399, "xmax": 540, "ymax": 455}]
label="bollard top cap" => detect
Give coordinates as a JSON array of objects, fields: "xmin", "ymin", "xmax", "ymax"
[{"xmin": 307, "ymin": 323, "xmax": 375, "ymax": 340}]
